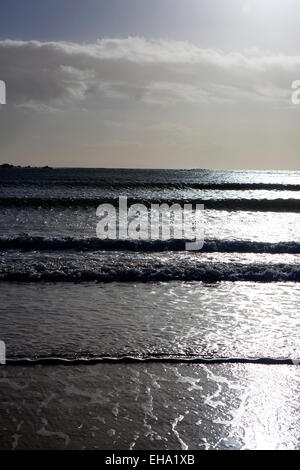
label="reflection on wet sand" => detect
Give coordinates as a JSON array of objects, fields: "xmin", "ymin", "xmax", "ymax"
[{"xmin": 0, "ymin": 363, "xmax": 299, "ymax": 450}]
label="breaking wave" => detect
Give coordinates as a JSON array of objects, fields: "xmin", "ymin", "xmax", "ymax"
[
  {"xmin": 2, "ymin": 181, "xmax": 300, "ymax": 191},
  {"xmin": 1, "ymin": 262, "xmax": 299, "ymax": 282},
  {"xmin": 0, "ymin": 196, "xmax": 300, "ymax": 211},
  {"xmin": 1, "ymin": 235, "xmax": 300, "ymax": 253}
]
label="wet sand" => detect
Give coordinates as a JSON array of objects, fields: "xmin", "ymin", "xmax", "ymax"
[{"xmin": 0, "ymin": 363, "xmax": 299, "ymax": 450}]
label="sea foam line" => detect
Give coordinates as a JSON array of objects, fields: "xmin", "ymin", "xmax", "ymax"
[
  {"xmin": 3, "ymin": 356, "xmax": 300, "ymax": 366},
  {"xmin": 1, "ymin": 263, "xmax": 300, "ymax": 282}
]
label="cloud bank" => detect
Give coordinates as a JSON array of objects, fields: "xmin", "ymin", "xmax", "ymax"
[{"xmin": 0, "ymin": 37, "xmax": 298, "ymax": 109}]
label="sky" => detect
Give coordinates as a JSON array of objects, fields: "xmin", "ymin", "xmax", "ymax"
[{"xmin": 0, "ymin": 0, "xmax": 300, "ymax": 169}]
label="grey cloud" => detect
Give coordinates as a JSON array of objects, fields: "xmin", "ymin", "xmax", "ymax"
[{"xmin": 0, "ymin": 37, "xmax": 299, "ymax": 109}]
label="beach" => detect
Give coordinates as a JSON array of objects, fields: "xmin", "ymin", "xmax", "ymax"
[{"xmin": 0, "ymin": 167, "xmax": 299, "ymax": 450}]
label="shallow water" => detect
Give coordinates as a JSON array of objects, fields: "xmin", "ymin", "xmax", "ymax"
[
  {"xmin": 0, "ymin": 167, "xmax": 299, "ymax": 450},
  {"xmin": 0, "ymin": 281, "xmax": 299, "ymax": 359},
  {"xmin": 0, "ymin": 363, "xmax": 299, "ymax": 450}
]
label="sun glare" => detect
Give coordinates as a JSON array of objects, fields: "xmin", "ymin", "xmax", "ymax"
[{"xmin": 241, "ymin": 0, "xmax": 292, "ymax": 16}]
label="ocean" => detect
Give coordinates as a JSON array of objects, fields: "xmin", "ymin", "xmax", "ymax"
[{"xmin": 0, "ymin": 167, "xmax": 299, "ymax": 450}]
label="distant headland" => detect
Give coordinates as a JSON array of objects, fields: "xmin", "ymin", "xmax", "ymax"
[{"xmin": 0, "ymin": 163, "xmax": 53, "ymax": 169}]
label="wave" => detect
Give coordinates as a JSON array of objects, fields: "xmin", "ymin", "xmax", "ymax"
[
  {"xmin": 1, "ymin": 263, "xmax": 299, "ymax": 282},
  {"xmin": 1, "ymin": 236, "xmax": 300, "ymax": 253},
  {"xmin": 0, "ymin": 196, "xmax": 300, "ymax": 212},
  {"xmin": 2, "ymin": 181, "xmax": 300, "ymax": 191},
  {"xmin": 4, "ymin": 355, "xmax": 299, "ymax": 366}
]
